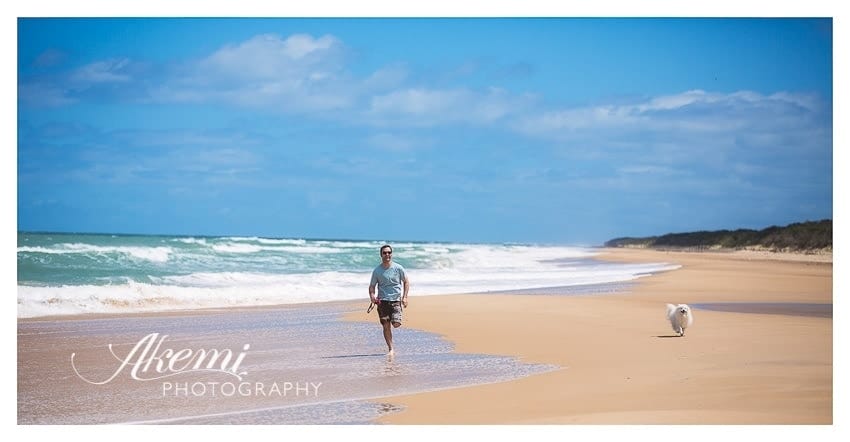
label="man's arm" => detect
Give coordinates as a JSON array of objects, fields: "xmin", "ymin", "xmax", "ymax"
[
  {"xmin": 401, "ymin": 276, "xmax": 410, "ymax": 308},
  {"xmin": 369, "ymin": 283, "xmax": 377, "ymax": 304},
  {"xmin": 369, "ymin": 271, "xmax": 378, "ymax": 304}
]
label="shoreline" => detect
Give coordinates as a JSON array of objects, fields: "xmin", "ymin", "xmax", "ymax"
[
  {"xmin": 601, "ymin": 246, "xmax": 833, "ymax": 263},
  {"xmin": 16, "ymin": 247, "xmax": 833, "ymax": 424},
  {"xmin": 17, "ymin": 247, "xmax": 829, "ymax": 322},
  {"xmin": 348, "ymin": 247, "xmax": 832, "ymax": 424}
]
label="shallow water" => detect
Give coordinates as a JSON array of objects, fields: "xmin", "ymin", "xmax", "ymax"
[
  {"xmin": 691, "ymin": 302, "xmax": 832, "ymax": 318},
  {"xmin": 18, "ymin": 303, "xmax": 557, "ymax": 424},
  {"xmin": 486, "ymin": 280, "xmax": 634, "ymax": 295}
]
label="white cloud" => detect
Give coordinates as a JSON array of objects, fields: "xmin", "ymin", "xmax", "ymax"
[
  {"xmin": 370, "ymin": 88, "xmax": 463, "ymax": 115},
  {"xmin": 198, "ymin": 33, "xmax": 342, "ymax": 80},
  {"xmin": 516, "ymin": 89, "xmax": 828, "ymax": 138},
  {"xmin": 19, "ymin": 58, "xmax": 136, "ymax": 107},
  {"xmin": 70, "ymin": 58, "xmax": 132, "ymax": 84},
  {"xmin": 638, "ymin": 89, "xmax": 711, "ymax": 111},
  {"xmin": 279, "ymin": 34, "xmax": 339, "ymax": 59},
  {"xmin": 504, "ymin": 88, "xmax": 831, "ymax": 206},
  {"xmin": 518, "ymin": 105, "xmax": 641, "ymax": 132},
  {"xmin": 194, "ymin": 147, "xmax": 259, "ymax": 167},
  {"xmin": 151, "ymin": 33, "xmax": 353, "ymax": 112},
  {"xmin": 33, "ymin": 49, "xmax": 66, "ymax": 68},
  {"xmin": 362, "ymin": 64, "xmax": 410, "ymax": 92},
  {"xmin": 17, "ymin": 30, "xmax": 831, "ymax": 166},
  {"xmin": 14, "ymin": 33, "xmax": 519, "ymax": 127},
  {"xmin": 106, "ymin": 129, "xmax": 262, "ymax": 150},
  {"xmin": 367, "ymin": 86, "xmax": 535, "ymax": 126},
  {"xmin": 767, "ymin": 91, "xmax": 823, "ymax": 112},
  {"xmin": 18, "ymin": 83, "xmax": 77, "ymax": 108},
  {"xmin": 17, "ymin": 32, "xmax": 356, "ymax": 111},
  {"xmin": 366, "ymin": 133, "xmax": 419, "ymax": 151},
  {"xmin": 618, "ymin": 165, "xmax": 677, "ymax": 175}
]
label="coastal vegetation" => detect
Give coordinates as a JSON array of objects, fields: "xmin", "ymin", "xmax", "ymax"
[{"xmin": 604, "ymin": 219, "xmax": 832, "ymax": 253}]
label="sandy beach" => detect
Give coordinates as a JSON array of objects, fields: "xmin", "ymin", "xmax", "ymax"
[
  {"xmin": 16, "ymin": 247, "xmax": 833, "ymax": 425},
  {"xmin": 351, "ymin": 248, "xmax": 833, "ymax": 424}
]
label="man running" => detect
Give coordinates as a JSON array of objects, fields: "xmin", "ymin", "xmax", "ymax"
[{"xmin": 368, "ymin": 244, "xmax": 410, "ymax": 356}]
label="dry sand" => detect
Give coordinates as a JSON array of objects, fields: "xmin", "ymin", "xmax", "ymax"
[{"xmin": 351, "ymin": 248, "xmax": 833, "ymax": 424}]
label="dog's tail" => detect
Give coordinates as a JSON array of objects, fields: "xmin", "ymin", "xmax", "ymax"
[{"xmin": 666, "ymin": 303, "xmax": 676, "ymax": 317}]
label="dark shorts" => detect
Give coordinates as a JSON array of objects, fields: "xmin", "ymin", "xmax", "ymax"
[{"xmin": 377, "ymin": 301, "xmax": 403, "ymax": 324}]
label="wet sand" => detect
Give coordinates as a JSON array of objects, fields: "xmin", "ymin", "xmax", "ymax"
[
  {"xmin": 17, "ymin": 302, "xmax": 550, "ymax": 424},
  {"xmin": 691, "ymin": 302, "xmax": 832, "ymax": 318},
  {"xmin": 353, "ymin": 248, "xmax": 833, "ymax": 424}
]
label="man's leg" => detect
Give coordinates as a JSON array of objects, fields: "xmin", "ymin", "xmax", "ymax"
[
  {"xmin": 391, "ymin": 302, "xmax": 403, "ymax": 329},
  {"xmin": 381, "ymin": 320, "xmax": 394, "ymax": 354}
]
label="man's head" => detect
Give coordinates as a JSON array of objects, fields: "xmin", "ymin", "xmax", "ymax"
[{"xmin": 380, "ymin": 245, "xmax": 393, "ymax": 262}]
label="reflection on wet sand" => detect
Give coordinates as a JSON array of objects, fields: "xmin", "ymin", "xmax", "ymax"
[{"xmin": 692, "ymin": 302, "xmax": 832, "ymax": 318}]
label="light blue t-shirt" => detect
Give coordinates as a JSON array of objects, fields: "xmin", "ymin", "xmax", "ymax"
[{"xmin": 370, "ymin": 262, "xmax": 407, "ymax": 301}]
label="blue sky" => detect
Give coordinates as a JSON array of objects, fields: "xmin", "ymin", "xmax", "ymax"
[{"xmin": 15, "ymin": 15, "xmax": 834, "ymax": 244}]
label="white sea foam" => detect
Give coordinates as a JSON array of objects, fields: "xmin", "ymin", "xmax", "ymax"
[
  {"xmin": 222, "ymin": 236, "xmax": 307, "ymax": 245},
  {"xmin": 256, "ymin": 238, "xmax": 307, "ymax": 245},
  {"xmin": 172, "ymin": 237, "xmax": 208, "ymax": 245},
  {"xmin": 17, "ymin": 246, "xmax": 680, "ymax": 318},
  {"xmin": 17, "ymin": 275, "xmax": 368, "ymax": 318},
  {"xmin": 275, "ymin": 246, "xmax": 346, "ymax": 254},
  {"xmin": 211, "ymin": 243, "xmax": 264, "ymax": 253},
  {"xmin": 17, "ymin": 243, "xmax": 172, "ymax": 263},
  {"xmin": 19, "ymin": 235, "xmax": 682, "ymax": 318},
  {"xmin": 209, "ymin": 243, "xmax": 348, "ymax": 255},
  {"xmin": 314, "ymin": 240, "xmax": 382, "ymax": 248}
]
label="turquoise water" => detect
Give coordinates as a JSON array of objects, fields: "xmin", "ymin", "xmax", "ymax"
[
  {"xmin": 18, "ymin": 232, "xmax": 387, "ymax": 285},
  {"xmin": 17, "ymin": 232, "xmax": 680, "ymax": 317}
]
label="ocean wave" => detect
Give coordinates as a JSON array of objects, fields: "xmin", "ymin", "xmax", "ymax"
[
  {"xmin": 255, "ymin": 237, "xmax": 307, "ymax": 245},
  {"xmin": 211, "ymin": 243, "xmax": 264, "ymax": 254},
  {"xmin": 18, "ymin": 244, "xmax": 171, "ymax": 263},
  {"xmin": 152, "ymin": 270, "xmax": 363, "ymax": 288},
  {"xmin": 17, "ymin": 234, "xmax": 683, "ymax": 319},
  {"xmin": 171, "ymin": 237, "xmax": 208, "ymax": 245},
  {"xmin": 16, "ymin": 276, "xmax": 367, "ymax": 318},
  {"xmin": 209, "ymin": 243, "xmax": 348, "ymax": 255},
  {"xmin": 275, "ymin": 246, "xmax": 346, "ymax": 254},
  {"xmin": 17, "ymin": 260, "xmax": 681, "ymax": 318},
  {"xmin": 313, "ymin": 240, "xmax": 382, "ymax": 249},
  {"xmin": 222, "ymin": 236, "xmax": 307, "ymax": 245}
]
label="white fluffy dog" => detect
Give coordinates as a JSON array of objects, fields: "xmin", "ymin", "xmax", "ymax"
[{"xmin": 666, "ymin": 304, "xmax": 694, "ymax": 336}]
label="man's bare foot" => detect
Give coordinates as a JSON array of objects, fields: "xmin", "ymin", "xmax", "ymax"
[{"xmin": 387, "ymin": 349, "xmax": 394, "ymax": 358}]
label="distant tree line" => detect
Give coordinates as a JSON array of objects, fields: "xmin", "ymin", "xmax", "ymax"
[{"xmin": 604, "ymin": 219, "xmax": 832, "ymax": 252}]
